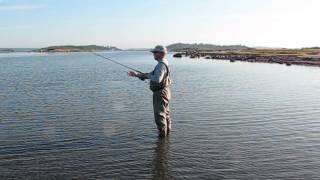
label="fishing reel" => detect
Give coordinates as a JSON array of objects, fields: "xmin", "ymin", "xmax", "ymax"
[
  {"xmin": 139, "ymin": 77, "xmax": 146, "ymax": 81},
  {"xmin": 137, "ymin": 72, "xmax": 148, "ymax": 81}
]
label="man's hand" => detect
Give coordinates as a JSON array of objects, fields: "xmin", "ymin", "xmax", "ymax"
[
  {"xmin": 128, "ymin": 71, "xmax": 148, "ymax": 81},
  {"xmin": 128, "ymin": 71, "xmax": 138, "ymax": 77}
]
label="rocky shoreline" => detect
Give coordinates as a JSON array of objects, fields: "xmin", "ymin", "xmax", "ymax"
[{"xmin": 173, "ymin": 49, "xmax": 320, "ymax": 67}]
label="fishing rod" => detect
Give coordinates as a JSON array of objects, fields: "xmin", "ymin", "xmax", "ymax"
[{"xmin": 91, "ymin": 51, "xmax": 143, "ymax": 73}]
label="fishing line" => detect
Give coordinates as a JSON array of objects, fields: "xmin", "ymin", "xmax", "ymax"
[
  {"xmin": 91, "ymin": 51, "xmax": 143, "ymax": 73},
  {"xmin": 91, "ymin": 51, "xmax": 148, "ymax": 83}
]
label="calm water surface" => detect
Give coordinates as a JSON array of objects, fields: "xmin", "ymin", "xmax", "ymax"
[{"xmin": 0, "ymin": 51, "xmax": 320, "ymax": 179}]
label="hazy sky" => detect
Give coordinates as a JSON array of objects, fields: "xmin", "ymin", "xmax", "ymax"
[{"xmin": 1, "ymin": 0, "xmax": 319, "ymax": 48}]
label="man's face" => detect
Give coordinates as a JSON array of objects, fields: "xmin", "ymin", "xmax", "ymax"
[{"xmin": 153, "ymin": 52, "xmax": 165, "ymax": 60}]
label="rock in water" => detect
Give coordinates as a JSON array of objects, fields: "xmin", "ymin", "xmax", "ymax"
[{"xmin": 173, "ymin": 53, "xmax": 183, "ymax": 58}]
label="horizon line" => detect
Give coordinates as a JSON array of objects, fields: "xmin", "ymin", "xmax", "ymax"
[{"xmin": 1, "ymin": 43, "xmax": 320, "ymax": 50}]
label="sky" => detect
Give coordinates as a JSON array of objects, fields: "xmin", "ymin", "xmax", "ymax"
[{"xmin": 1, "ymin": 0, "xmax": 320, "ymax": 49}]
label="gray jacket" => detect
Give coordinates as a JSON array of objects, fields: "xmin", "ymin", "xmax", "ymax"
[{"xmin": 147, "ymin": 59, "xmax": 169, "ymax": 83}]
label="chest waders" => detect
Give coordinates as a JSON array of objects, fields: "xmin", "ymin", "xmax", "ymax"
[{"xmin": 150, "ymin": 62, "xmax": 172, "ymax": 137}]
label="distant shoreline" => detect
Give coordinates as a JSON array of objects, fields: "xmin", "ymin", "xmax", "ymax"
[
  {"xmin": 0, "ymin": 45, "xmax": 121, "ymax": 53},
  {"xmin": 2, "ymin": 43, "xmax": 320, "ymax": 68},
  {"xmin": 0, "ymin": 48, "xmax": 15, "ymax": 53}
]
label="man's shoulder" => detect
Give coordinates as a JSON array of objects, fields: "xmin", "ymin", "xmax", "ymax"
[
  {"xmin": 156, "ymin": 62, "xmax": 168, "ymax": 72},
  {"xmin": 158, "ymin": 59, "xmax": 169, "ymax": 68},
  {"xmin": 160, "ymin": 59, "xmax": 169, "ymax": 66}
]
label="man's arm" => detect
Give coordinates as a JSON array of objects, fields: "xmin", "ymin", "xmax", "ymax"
[
  {"xmin": 147, "ymin": 64, "xmax": 166, "ymax": 83},
  {"xmin": 128, "ymin": 63, "xmax": 166, "ymax": 82},
  {"xmin": 137, "ymin": 72, "xmax": 149, "ymax": 80}
]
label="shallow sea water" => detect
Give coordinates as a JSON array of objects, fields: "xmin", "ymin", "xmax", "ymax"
[{"xmin": 0, "ymin": 51, "xmax": 320, "ymax": 179}]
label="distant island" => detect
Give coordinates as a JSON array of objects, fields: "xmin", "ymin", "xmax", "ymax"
[
  {"xmin": 36, "ymin": 45, "xmax": 121, "ymax": 53},
  {"xmin": 0, "ymin": 48, "xmax": 15, "ymax": 53},
  {"xmin": 169, "ymin": 43, "xmax": 320, "ymax": 67}
]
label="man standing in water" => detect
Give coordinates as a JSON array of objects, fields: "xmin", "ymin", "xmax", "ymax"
[{"xmin": 128, "ymin": 45, "xmax": 172, "ymax": 137}]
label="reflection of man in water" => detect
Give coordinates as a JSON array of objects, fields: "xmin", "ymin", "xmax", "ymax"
[
  {"xmin": 151, "ymin": 137, "xmax": 170, "ymax": 179},
  {"xmin": 128, "ymin": 45, "xmax": 172, "ymax": 137}
]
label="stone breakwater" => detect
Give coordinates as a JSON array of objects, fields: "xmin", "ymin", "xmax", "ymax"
[{"xmin": 173, "ymin": 51, "xmax": 320, "ymax": 67}]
